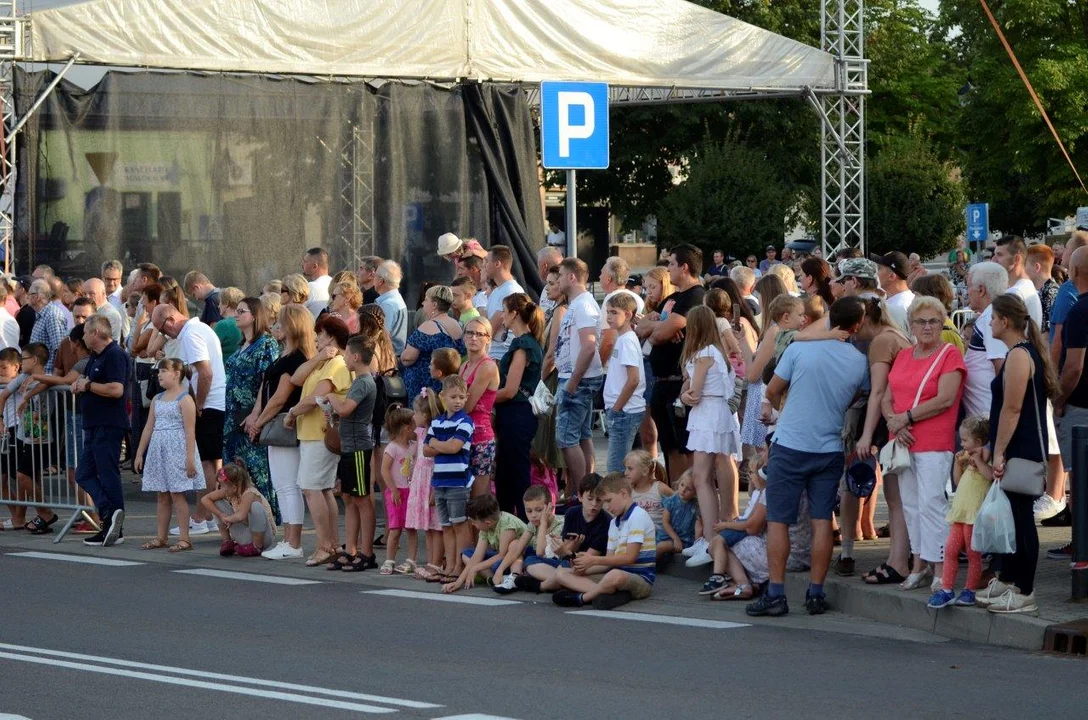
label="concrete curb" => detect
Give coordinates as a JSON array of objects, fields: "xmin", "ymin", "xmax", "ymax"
[{"xmin": 658, "ymin": 556, "xmax": 1049, "ymax": 651}]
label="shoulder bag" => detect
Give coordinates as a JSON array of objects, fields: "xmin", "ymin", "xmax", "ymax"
[
  {"xmin": 1000, "ymin": 350, "xmax": 1047, "ymax": 497},
  {"xmin": 258, "ymin": 413, "xmax": 299, "ymax": 447},
  {"xmin": 879, "ymin": 343, "xmax": 952, "ymax": 475},
  {"xmin": 529, "ymin": 380, "xmax": 555, "ymax": 417}
]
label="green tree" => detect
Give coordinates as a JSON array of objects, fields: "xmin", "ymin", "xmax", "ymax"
[
  {"xmin": 939, "ymin": 0, "xmax": 1088, "ymax": 233},
  {"xmin": 656, "ymin": 138, "xmax": 791, "ymax": 259},
  {"xmin": 867, "ymin": 136, "xmax": 965, "ymax": 257}
]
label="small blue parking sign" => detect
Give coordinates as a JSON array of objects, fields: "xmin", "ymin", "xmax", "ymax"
[
  {"xmin": 966, "ymin": 203, "xmax": 989, "ymax": 243},
  {"xmin": 541, "ymin": 81, "xmax": 609, "ymax": 170}
]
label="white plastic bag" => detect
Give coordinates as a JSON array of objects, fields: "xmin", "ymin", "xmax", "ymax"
[{"xmin": 971, "ymin": 482, "xmax": 1016, "ymax": 555}]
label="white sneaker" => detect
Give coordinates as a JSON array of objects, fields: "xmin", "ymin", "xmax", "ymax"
[
  {"xmin": 1033, "ymin": 494, "xmax": 1066, "ymax": 522},
  {"xmin": 974, "ymin": 577, "xmax": 1014, "ymax": 607},
  {"xmin": 682, "ymin": 537, "xmax": 708, "ymax": 558},
  {"xmin": 205, "ymin": 518, "xmax": 218, "ymax": 532},
  {"xmin": 986, "ymin": 589, "xmax": 1038, "ymax": 614},
  {"xmin": 170, "ymin": 519, "xmax": 209, "ymax": 536},
  {"xmin": 685, "ymin": 546, "xmax": 713, "ymax": 567},
  {"xmin": 261, "ymin": 542, "xmax": 303, "ymax": 560}
]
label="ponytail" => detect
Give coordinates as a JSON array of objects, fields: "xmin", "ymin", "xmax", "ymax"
[
  {"xmin": 504, "ymin": 292, "xmax": 545, "ymax": 346},
  {"xmin": 991, "ymin": 294, "xmax": 1059, "ymax": 398}
]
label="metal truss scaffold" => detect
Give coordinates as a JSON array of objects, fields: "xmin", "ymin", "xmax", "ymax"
[
  {"xmin": 0, "ymin": 1, "xmax": 18, "ymax": 273},
  {"xmin": 320, "ymin": 119, "xmax": 376, "ymax": 273}
]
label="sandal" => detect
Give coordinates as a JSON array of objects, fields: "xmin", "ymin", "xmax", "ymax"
[
  {"xmin": 305, "ymin": 550, "xmax": 335, "ymax": 567},
  {"xmin": 342, "ymin": 555, "xmax": 367, "ymax": 572},
  {"xmin": 380, "ymin": 559, "xmax": 396, "ymax": 575},
  {"xmin": 141, "ymin": 538, "xmax": 169, "ymax": 550},
  {"xmin": 861, "ymin": 563, "xmax": 906, "ymax": 585},
  {"xmin": 168, "ymin": 540, "xmax": 193, "ymax": 553},
  {"xmin": 394, "ymin": 559, "xmax": 417, "ymax": 575},
  {"xmin": 414, "ymin": 565, "xmax": 438, "ymax": 581},
  {"xmin": 900, "ymin": 566, "xmax": 934, "ymax": 591},
  {"xmin": 0, "ymin": 518, "xmax": 24, "ymax": 531},
  {"xmin": 25, "ymin": 516, "xmax": 54, "ymax": 535},
  {"xmin": 713, "ymin": 583, "xmax": 754, "ymax": 601},
  {"xmin": 327, "ymin": 551, "xmax": 353, "ymax": 571}
]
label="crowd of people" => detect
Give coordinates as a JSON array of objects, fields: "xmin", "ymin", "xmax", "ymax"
[{"xmin": 0, "ymin": 230, "xmax": 1080, "ymax": 616}]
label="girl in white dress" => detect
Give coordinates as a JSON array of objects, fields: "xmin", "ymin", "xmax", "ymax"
[{"xmin": 680, "ymin": 306, "xmax": 742, "ymax": 567}]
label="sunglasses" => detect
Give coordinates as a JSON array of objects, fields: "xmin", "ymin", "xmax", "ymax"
[{"xmin": 464, "ymin": 330, "xmax": 490, "ymax": 338}]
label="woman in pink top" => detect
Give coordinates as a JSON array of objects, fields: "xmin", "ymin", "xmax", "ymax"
[
  {"xmin": 461, "ymin": 316, "xmax": 499, "ymax": 497},
  {"xmin": 883, "ymin": 296, "xmax": 966, "ymax": 591}
]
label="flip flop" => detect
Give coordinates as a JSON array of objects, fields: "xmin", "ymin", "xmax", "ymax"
[
  {"xmin": 0, "ymin": 519, "xmax": 24, "ymax": 531},
  {"xmin": 861, "ymin": 563, "xmax": 906, "ymax": 585}
]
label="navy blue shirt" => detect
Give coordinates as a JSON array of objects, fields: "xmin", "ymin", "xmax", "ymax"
[
  {"xmin": 1061, "ymin": 292, "xmax": 1088, "ymax": 408},
  {"xmin": 562, "ymin": 504, "xmax": 610, "ymax": 555},
  {"xmin": 80, "ymin": 341, "xmax": 130, "ymax": 430},
  {"xmin": 200, "ymin": 289, "xmax": 223, "ymax": 326}
]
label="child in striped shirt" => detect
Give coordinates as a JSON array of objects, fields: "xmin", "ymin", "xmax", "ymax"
[{"xmin": 423, "ymin": 374, "xmax": 475, "ymax": 580}]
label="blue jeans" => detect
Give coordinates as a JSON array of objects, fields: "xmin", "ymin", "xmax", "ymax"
[
  {"xmin": 75, "ymin": 426, "xmax": 126, "ymax": 521},
  {"xmin": 605, "ymin": 409, "xmax": 644, "ymax": 473},
  {"xmin": 460, "ymin": 546, "xmax": 503, "ymax": 574},
  {"xmin": 718, "ymin": 529, "xmax": 749, "ymax": 547},
  {"xmin": 556, "ymin": 376, "xmax": 604, "ymax": 448}
]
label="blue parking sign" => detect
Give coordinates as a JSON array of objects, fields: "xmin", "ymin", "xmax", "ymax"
[
  {"xmin": 966, "ymin": 203, "xmax": 989, "ymax": 243},
  {"xmin": 541, "ymin": 82, "xmax": 609, "ymax": 170}
]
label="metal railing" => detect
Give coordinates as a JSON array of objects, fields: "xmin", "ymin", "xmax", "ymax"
[{"xmin": 1, "ymin": 384, "xmax": 97, "ymax": 542}]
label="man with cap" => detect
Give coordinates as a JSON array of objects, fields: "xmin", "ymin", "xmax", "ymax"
[
  {"xmin": 759, "ymin": 246, "xmax": 780, "ymax": 274},
  {"xmin": 870, "ymin": 251, "xmax": 914, "ymax": 334},
  {"xmin": 835, "ymin": 258, "xmax": 881, "ymax": 301}
]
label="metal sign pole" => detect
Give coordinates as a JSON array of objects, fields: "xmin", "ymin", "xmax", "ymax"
[{"xmin": 565, "ymin": 169, "xmax": 577, "ymax": 259}]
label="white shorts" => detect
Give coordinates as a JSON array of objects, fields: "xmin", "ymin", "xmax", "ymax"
[
  {"xmin": 1046, "ymin": 399, "xmax": 1060, "ymax": 456},
  {"xmin": 297, "ymin": 440, "xmax": 339, "ymax": 491}
]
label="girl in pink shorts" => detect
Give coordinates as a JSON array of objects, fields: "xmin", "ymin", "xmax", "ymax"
[{"xmin": 379, "ymin": 406, "xmax": 417, "ymax": 575}]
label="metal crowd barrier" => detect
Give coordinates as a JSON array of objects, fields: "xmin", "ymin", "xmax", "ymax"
[{"xmin": 0, "ymin": 384, "xmax": 96, "ymax": 542}]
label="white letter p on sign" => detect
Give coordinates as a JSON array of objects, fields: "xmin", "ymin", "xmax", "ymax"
[{"xmin": 558, "ymin": 91, "xmax": 595, "ymax": 158}]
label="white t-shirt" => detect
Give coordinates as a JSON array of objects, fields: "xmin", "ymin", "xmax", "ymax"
[
  {"xmin": 0, "ymin": 307, "xmax": 19, "ymax": 351},
  {"xmin": 472, "ymin": 289, "xmax": 488, "ymax": 312},
  {"xmin": 486, "ymin": 277, "xmax": 524, "ymax": 360},
  {"xmin": 547, "ymin": 230, "xmax": 566, "ymax": 248},
  {"xmin": 306, "ymin": 275, "xmax": 332, "ymax": 318},
  {"xmin": 1008, "ymin": 278, "xmax": 1043, "ymax": 328},
  {"xmin": 885, "ymin": 289, "xmax": 915, "ymax": 335},
  {"xmin": 603, "ymin": 329, "xmax": 646, "ymax": 414},
  {"xmin": 555, "ymin": 291, "xmax": 603, "ymax": 380},
  {"xmin": 177, "ymin": 318, "xmax": 226, "ymax": 411},
  {"xmin": 962, "ymin": 305, "xmax": 1007, "ymax": 418}
]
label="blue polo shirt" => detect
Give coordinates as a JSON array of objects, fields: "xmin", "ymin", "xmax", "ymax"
[
  {"xmin": 80, "ymin": 341, "xmax": 130, "ymax": 430},
  {"xmin": 426, "ymin": 410, "xmax": 474, "ymax": 488}
]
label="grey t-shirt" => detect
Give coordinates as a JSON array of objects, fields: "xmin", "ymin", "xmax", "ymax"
[{"xmin": 338, "ymin": 374, "xmax": 376, "ymax": 453}]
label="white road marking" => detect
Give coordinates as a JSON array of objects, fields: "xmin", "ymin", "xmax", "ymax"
[
  {"xmin": 0, "ymin": 643, "xmax": 440, "ymax": 709},
  {"xmin": 566, "ymin": 609, "xmax": 750, "ymax": 629},
  {"xmin": 362, "ymin": 589, "xmax": 521, "ymax": 607},
  {"xmin": 6, "ymin": 551, "xmax": 143, "ymax": 567},
  {"xmin": 432, "ymin": 716, "xmax": 522, "ymax": 719},
  {"xmin": 0, "ymin": 714, "xmax": 32, "ymax": 719},
  {"xmin": 172, "ymin": 568, "xmax": 320, "ymax": 585},
  {"xmin": 0, "ymin": 651, "xmax": 395, "ymax": 714}
]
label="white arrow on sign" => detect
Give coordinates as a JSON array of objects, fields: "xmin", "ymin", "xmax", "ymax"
[{"xmin": 972, "ymin": 229, "xmax": 981, "ymax": 239}]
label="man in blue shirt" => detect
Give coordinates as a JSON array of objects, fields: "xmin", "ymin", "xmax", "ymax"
[
  {"xmin": 73, "ymin": 316, "xmax": 130, "ymax": 547},
  {"xmin": 374, "ymin": 260, "xmax": 408, "ymax": 354},
  {"xmin": 747, "ymin": 296, "xmax": 869, "ymax": 618}
]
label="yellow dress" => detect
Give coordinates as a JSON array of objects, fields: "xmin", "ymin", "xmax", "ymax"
[{"xmin": 946, "ymin": 465, "xmax": 991, "ymax": 525}]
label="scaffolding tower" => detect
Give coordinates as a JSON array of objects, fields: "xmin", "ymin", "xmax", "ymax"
[{"xmin": 0, "ymin": 1, "xmax": 18, "ymax": 273}]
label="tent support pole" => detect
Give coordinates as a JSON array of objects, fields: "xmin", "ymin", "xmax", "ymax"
[
  {"xmin": 565, "ymin": 170, "xmax": 577, "ymax": 259},
  {"xmin": 5, "ymin": 53, "xmax": 79, "ymax": 146}
]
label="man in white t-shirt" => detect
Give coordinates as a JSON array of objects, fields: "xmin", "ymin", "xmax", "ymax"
[
  {"xmin": 152, "ymin": 304, "xmax": 227, "ymax": 530},
  {"xmin": 993, "ymin": 235, "xmax": 1043, "ymax": 327},
  {"xmin": 483, "ymin": 245, "xmax": 524, "ymax": 360},
  {"xmin": 962, "ymin": 262, "xmax": 1009, "ymax": 418},
  {"xmin": 546, "ymin": 220, "xmax": 566, "ymax": 250},
  {"xmin": 303, "ymin": 247, "xmax": 332, "ymax": 318},
  {"xmin": 555, "ymin": 257, "xmax": 604, "ymax": 485},
  {"xmin": 597, "ymin": 256, "xmax": 645, "ymax": 365},
  {"xmin": 870, "ymin": 252, "xmax": 914, "ymax": 334}
]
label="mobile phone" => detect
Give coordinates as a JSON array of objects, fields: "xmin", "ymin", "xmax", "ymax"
[{"xmin": 565, "ymin": 533, "xmax": 580, "ymax": 540}]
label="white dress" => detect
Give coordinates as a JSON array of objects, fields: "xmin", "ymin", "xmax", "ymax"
[{"xmin": 684, "ymin": 345, "xmax": 741, "ymax": 455}]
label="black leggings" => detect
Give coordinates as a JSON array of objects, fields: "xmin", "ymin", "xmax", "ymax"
[
  {"xmin": 493, "ymin": 401, "xmax": 537, "ymax": 520},
  {"xmin": 997, "ymin": 490, "xmax": 1039, "ymax": 595}
]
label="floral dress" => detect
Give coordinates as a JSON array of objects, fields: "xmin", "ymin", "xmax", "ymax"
[
  {"xmin": 224, "ymin": 333, "xmax": 282, "ymax": 521},
  {"xmin": 404, "ymin": 426, "xmax": 441, "ymax": 531},
  {"xmin": 402, "ymin": 324, "xmax": 465, "ymax": 400}
]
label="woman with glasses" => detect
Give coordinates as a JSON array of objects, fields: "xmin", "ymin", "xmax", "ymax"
[
  {"xmin": 460, "ymin": 317, "xmax": 500, "ymax": 497},
  {"xmin": 328, "ymin": 281, "xmax": 362, "ymax": 334},
  {"xmin": 881, "ymin": 296, "xmax": 966, "ymax": 591}
]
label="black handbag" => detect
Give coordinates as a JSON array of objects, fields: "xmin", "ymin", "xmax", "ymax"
[
  {"xmin": 258, "ymin": 413, "xmax": 298, "ymax": 447},
  {"xmin": 380, "ymin": 371, "xmax": 407, "ymax": 408}
]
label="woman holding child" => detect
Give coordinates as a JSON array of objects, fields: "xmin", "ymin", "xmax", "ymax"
[{"xmin": 400, "ymin": 285, "xmax": 464, "ymax": 401}]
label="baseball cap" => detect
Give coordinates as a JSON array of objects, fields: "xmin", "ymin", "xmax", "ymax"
[
  {"xmin": 837, "ymin": 258, "xmax": 878, "ymax": 281},
  {"xmin": 437, "ymin": 232, "xmax": 462, "ymax": 257},
  {"xmin": 16, "ymin": 275, "xmax": 33, "ymax": 292},
  {"xmin": 846, "ymin": 455, "xmax": 877, "ymax": 498},
  {"xmin": 626, "ymin": 274, "xmax": 642, "ymax": 289},
  {"xmin": 869, "ymin": 251, "xmax": 910, "ymax": 280},
  {"xmin": 765, "ymin": 245, "xmax": 776, "ymax": 251}
]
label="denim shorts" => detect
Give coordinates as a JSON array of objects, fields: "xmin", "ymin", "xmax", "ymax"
[
  {"xmin": 522, "ymin": 546, "xmax": 570, "ymax": 569},
  {"xmin": 434, "ymin": 486, "xmax": 471, "ymax": 527},
  {"xmin": 605, "ymin": 409, "xmax": 644, "ymax": 473},
  {"xmin": 717, "ymin": 528, "xmax": 748, "ymax": 547},
  {"xmin": 556, "ymin": 376, "xmax": 604, "ymax": 448},
  {"xmin": 765, "ymin": 442, "xmax": 844, "ymax": 524},
  {"xmin": 460, "ymin": 546, "xmax": 503, "ymax": 574}
]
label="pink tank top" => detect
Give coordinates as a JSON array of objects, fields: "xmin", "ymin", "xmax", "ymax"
[{"xmin": 463, "ymin": 357, "xmax": 496, "ymax": 442}]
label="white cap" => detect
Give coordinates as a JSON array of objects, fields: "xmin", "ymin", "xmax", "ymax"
[{"xmin": 437, "ymin": 232, "xmax": 462, "ymax": 257}]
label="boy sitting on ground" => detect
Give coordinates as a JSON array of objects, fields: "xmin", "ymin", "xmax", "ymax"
[
  {"xmin": 442, "ymin": 493, "xmax": 525, "ymax": 594},
  {"xmin": 512, "ymin": 473, "xmax": 611, "ymax": 594},
  {"xmin": 492, "ymin": 484, "xmax": 565, "ymax": 593},
  {"xmin": 551, "ymin": 473, "xmax": 656, "ymax": 610}
]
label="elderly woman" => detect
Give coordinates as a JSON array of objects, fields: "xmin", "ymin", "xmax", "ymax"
[
  {"xmin": 911, "ymin": 273, "xmax": 965, "ymax": 353},
  {"xmin": 225, "ymin": 297, "xmax": 282, "ymax": 520},
  {"xmin": 284, "ymin": 315, "xmax": 352, "ymax": 567},
  {"xmin": 883, "ymin": 296, "xmax": 966, "ymax": 590},
  {"xmin": 976, "ymin": 295, "xmax": 1055, "ymax": 614},
  {"xmin": 280, "ymin": 273, "xmax": 310, "ymax": 308},
  {"xmin": 400, "ymin": 285, "xmax": 465, "ymax": 400},
  {"xmin": 329, "ymin": 281, "xmax": 362, "ymax": 334}
]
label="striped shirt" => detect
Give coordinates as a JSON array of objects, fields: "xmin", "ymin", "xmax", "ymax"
[
  {"xmin": 426, "ymin": 410, "xmax": 474, "ymax": 488},
  {"xmin": 608, "ymin": 503, "xmax": 657, "ymax": 584}
]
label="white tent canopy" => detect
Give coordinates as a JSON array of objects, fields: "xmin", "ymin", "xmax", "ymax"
[{"xmin": 24, "ymin": 0, "xmax": 838, "ymax": 92}]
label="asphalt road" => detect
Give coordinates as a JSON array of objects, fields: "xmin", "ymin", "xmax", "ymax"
[{"xmin": 2, "ymin": 546, "xmax": 1087, "ymax": 720}]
